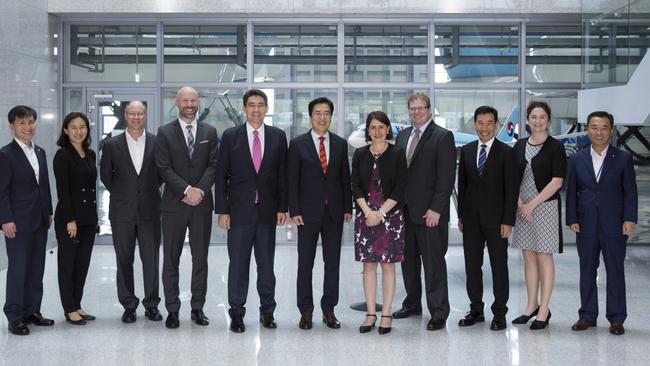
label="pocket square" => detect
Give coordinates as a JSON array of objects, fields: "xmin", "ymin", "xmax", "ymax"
[{"xmin": 199, "ymin": 140, "xmax": 209, "ymax": 144}]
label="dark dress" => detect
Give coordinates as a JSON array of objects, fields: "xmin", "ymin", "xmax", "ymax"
[{"xmin": 354, "ymin": 159, "xmax": 405, "ymax": 263}]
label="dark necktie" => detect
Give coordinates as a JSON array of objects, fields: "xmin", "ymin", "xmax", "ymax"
[
  {"xmin": 478, "ymin": 144, "xmax": 487, "ymax": 176},
  {"xmin": 186, "ymin": 125, "xmax": 194, "ymax": 158}
]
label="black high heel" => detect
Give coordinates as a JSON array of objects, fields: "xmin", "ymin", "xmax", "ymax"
[
  {"xmin": 511, "ymin": 306, "xmax": 539, "ymax": 324},
  {"xmin": 530, "ymin": 310, "xmax": 551, "ymax": 330},
  {"xmin": 65, "ymin": 312, "xmax": 87, "ymax": 326},
  {"xmin": 378, "ymin": 315, "xmax": 392, "ymax": 335},
  {"xmin": 359, "ymin": 314, "xmax": 377, "ymax": 333}
]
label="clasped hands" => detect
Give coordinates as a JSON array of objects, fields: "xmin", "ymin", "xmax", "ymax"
[{"xmin": 182, "ymin": 186, "xmax": 205, "ymax": 206}]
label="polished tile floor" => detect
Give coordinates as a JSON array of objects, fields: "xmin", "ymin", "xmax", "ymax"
[{"xmin": 2, "ymin": 242, "xmax": 650, "ymax": 366}]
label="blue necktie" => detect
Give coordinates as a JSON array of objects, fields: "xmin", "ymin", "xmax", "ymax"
[
  {"xmin": 186, "ymin": 125, "xmax": 194, "ymax": 158},
  {"xmin": 478, "ymin": 144, "xmax": 487, "ymax": 176}
]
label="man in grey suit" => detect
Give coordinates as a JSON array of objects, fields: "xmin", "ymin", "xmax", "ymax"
[
  {"xmin": 100, "ymin": 101, "xmax": 163, "ymax": 324},
  {"xmin": 392, "ymin": 93, "xmax": 456, "ymax": 331},
  {"xmin": 154, "ymin": 87, "xmax": 218, "ymax": 329}
]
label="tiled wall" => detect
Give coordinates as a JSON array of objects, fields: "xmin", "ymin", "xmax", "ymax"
[{"xmin": 0, "ymin": 0, "xmax": 59, "ymax": 269}]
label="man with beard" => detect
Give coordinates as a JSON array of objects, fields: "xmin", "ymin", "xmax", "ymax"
[{"xmin": 155, "ymin": 87, "xmax": 218, "ymax": 329}]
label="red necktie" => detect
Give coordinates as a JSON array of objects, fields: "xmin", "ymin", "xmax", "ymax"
[{"xmin": 319, "ymin": 136, "xmax": 327, "ymax": 175}]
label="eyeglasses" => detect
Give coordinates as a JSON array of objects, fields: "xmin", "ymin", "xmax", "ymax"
[
  {"xmin": 408, "ymin": 106, "xmax": 429, "ymax": 113},
  {"xmin": 127, "ymin": 112, "xmax": 145, "ymax": 117},
  {"xmin": 313, "ymin": 112, "xmax": 331, "ymax": 118}
]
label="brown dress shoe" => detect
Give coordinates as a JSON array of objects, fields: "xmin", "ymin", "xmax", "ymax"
[
  {"xmin": 299, "ymin": 312, "xmax": 312, "ymax": 330},
  {"xmin": 609, "ymin": 322, "xmax": 625, "ymax": 335},
  {"xmin": 571, "ymin": 319, "xmax": 596, "ymax": 331},
  {"xmin": 322, "ymin": 311, "xmax": 341, "ymax": 329}
]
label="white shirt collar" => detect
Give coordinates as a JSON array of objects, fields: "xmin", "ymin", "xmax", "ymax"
[
  {"xmin": 14, "ymin": 138, "xmax": 34, "ymax": 150},
  {"xmin": 478, "ymin": 137, "xmax": 495, "ymax": 149},
  {"xmin": 311, "ymin": 129, "xmax": 329, "ymax": 141},
  {"xmin": 246, "ymin": 122, "xmax": 264, "ymax": 135},
  {"xmin": 125, "ymin": 129, "xmax": 146, "ymax": 143},
  {"xmin": 591, "ymin": 145, "xmax": 609, "ymax": 158},
  {"xmin": 413, "ymin": 118, "xmax": 432, "ymax": 134},
  {"xmin": 178, "ymin": 117, "xmax": 197, "ymax": 129}
]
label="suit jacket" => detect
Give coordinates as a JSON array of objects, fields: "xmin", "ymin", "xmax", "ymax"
[
  {"xmin": 53, "ymin": 145, "xmax": 98, "ymax": 227},
  {"xmin": 214, "ymin": 123, "xmax": 288, "ymax": 225},
  {"xmin": 100, "ymin": 132, "xmax": 161, "ymax": 222},
  {"xmin": 155, "ymin": 119, "xmax": 218, "ymax": 213},
  {"xmin": 565, "ymin": 144, "xmax": 638, "ymax": 238},
  {"xmin": 350, "ymin": 143, "xmax": 407, "ymax": 213},
  {"xmin": 287, "ymin": 131, "xmax": 352, "ymax": 223},
  {"xmin": 395, "ymin": 121, "xmax": 456, "ymax": 224},
  {"xmin": 457, "ymin": 139, "xmax": 517, "ymax": 227},
  {"xmin": 0, "ymin": 140, "xmax": 53, "ymax": 232}
]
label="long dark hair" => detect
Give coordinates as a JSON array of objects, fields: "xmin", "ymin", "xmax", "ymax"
[
  {"xmin": 57, "ymin": 112, "xmax": 92, "ymax": 150},
  {"xmin": 364, "ymin": 111, "xmax": 393, "ymax": 142}
]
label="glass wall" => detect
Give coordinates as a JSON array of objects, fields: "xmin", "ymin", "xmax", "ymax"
[
  {"xmin": 345, "ymin": 24, "xmax": 428, "ymax": 82},
  {"xmin": 254, "ymin": 25, "xmax": 337, "ymax": 83},
  {"xmin": 67, "ymin": 24, "xmax": 157, "ymax": 82},
  {"xmin": 163, "ymin": 25, "xmax": 247, "ymax": 83},
  {"xmin": 435, "ymin": 25, "xmax": 519, "ymax": 83},
  {"xmin": 525, "ymin": 25, "xmax": 582, "ymax": 83}
]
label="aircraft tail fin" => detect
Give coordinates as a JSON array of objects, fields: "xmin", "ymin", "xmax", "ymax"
[{"xmin": 497, "ymin": 107, "xmax": 519, "ymax": 142}]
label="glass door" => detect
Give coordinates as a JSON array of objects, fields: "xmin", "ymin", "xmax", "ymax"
[{"xmin": 86, "ymin": 89, "xmax": 158, "ymax": 243}]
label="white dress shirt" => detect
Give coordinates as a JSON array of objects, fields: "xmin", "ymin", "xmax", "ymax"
[
  {"xmin": 246, "ymin": 122, "xmax": 265, "ymax": 157},
  {"xmin": 311, "ymin": 130, "xmax": 329, "ymax": 163},
  {"xmin": 591, "ymin": 145, "xmax": 609, "ymax": 182},
  {"xmin": 125, "ymin": 130, "xmax": 146, "ymax": 175},
  {"xmin": 407, "ymin": 118, "xmax": 432, "ymax": 154},
  {"xmin": 15, "ymin": 138, "xmax": 39, "ymax": 183},
  {"xmin": 476, "ymin": 137, "xmax": 495, "ymax": 168}
]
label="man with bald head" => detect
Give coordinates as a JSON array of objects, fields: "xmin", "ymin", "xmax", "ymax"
[
  {"xmin": 155, "ymin": 87, "xmax": 218, "ymax": 329},
  {"xmin": 100, "ymin": 101, "xmax": 163, "ymax": 324}
]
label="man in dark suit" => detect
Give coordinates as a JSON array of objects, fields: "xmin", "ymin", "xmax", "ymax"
[
  {"xmin": 100, "ymin": 101, "xmax": 163, "ymax": 323},
  {"xmin": 457, "ymin": 105, "xmax": 517, "ymax": 331},
  {"xmin": 393, "ymin": 93, "xmax": 456, "ymax": 331},
  {"xmin": 566, "ymin": 111, "xmax": 637, "ymax": 336},
  {"xmin": 215, "ymin": 89, "xmax": 288, "ymax": 333},
  {"xmin": 154, "ymin": 87, "xmax": 218, "ymax": 329},
  {"xmin": 288, "ymin": 97, "xmax": 352, "ymax": 330},
  {"xmin": 0, "ymin": 105, "xmax": 55, "ymax": 335}
]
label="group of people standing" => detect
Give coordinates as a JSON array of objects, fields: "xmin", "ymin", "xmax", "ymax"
[{"xmin": 0, "ymin": 89, "xmax": 637, "ymax": 338}]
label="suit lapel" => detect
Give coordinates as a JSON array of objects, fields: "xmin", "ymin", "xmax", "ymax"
[
  {"xmin": 35, "ymin": 145, "xmax": 48, "ymax": 186},
  {"xmin": 142, "ymin": 132, "xmax": 154, "ymax": 176},
  {"xmin": 259, "ymin": 125, "xmax": 272, "ymax": 174},
  {"xmin": 10, "ymin": 140, "xmax": 38, "ymax": 184},
  {"xmin": 468, "ymin": 141, "xmax": 479, "ymax": 176},
  {"xmin": 598, "ymin": 145, "xmax": 616, "ymax": 184},
  {"xmin": 239, "ymin": 124, "xmax": 257, "ymax": 174},
  {"xmin": 580, "ymin": 149, "xmax": 597, "ymax": 183},
  {"xmin": 397, "ymin": 127, "xmax": 411, "ymax": 150},
  {"xmin": 411, "ymin": 121, "xmax": 434, "ymax": 162},
  {"xmin": 118, "ymin": 133, "xmax": 139, "ymax": 176}
]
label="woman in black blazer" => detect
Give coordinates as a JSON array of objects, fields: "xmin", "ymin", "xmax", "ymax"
[
  {"xmin": 351, "ymin": 111, "xmax": 407, "ymax": 335},
  {"xmin": 53, "ymin": 112, "xmax": 98, "ymax": 325},
  {"xmin": 510, "ymin": 101, "xmax": 567, "ymax": 330}
]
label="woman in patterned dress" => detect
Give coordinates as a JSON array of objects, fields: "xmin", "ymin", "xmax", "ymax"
[
  {"xmin": 351, "ymin": 111, "xmax": 407, "ymax": 335},
  {"xmin": 511, "ymin": 101, "xmax": 567, "ymax": 330}
]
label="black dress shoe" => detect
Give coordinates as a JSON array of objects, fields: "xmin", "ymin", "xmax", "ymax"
[
  {"xmin": 392, "ymin": 307, "xmax": 422, "ymax": 319},
  {"xmin": 530, "ymin": 310, "xmax": 551, "ymax": 330},
  {"xmin": 458, "ymin": 311, "xmax": 485, "ymax": 327},
  {"xmin": 427, "ymin": 319, "xmax": 446, "ymax": 331},
  {"xmin": 359, "ymin": 314, "xmax": 376, "ymax": 333},
  {"xmin": 511, "ymin": 307, "xmax": 539, "ymax": 324},
  {"xmin": 610, "ymin": 322, "xmax": 625, "ymax": 335},
  {"xmin": 230, "ymin": 315, "xmax": 245, "ymax": 333},
  {"xmin": 571, "ymin": 319, "xmax": 597, "ymax": 331},
  {"xmin": 260, "ymin": 313, "xmax": 277, "ymax": 329},
  {"xmin": 191, "ymin": 310, "xmax": 210, "ymax": 326},
  {"xmin": 165, "ymin": 312, "xmax": 180, "ymax": 329},
  {"xmin": 298, "ymin": 312, "xmax": 313, "ymax": 330},
  {"xmin": 25, "ymin": 312, "xmax": 54, "ymax": 326},
  {"xmin": 145, "ymin": 308, "xmax": 163, "ymax": 321},
  {"xmin": 65, "ymin": 313, "xmax": 87, "ymax": 326},
  {"xmin": 8, "ymin": 320, "xmax": 29, "ymax": 335},
  {"xmin": 490, "ymin": 316, "xmax": 507, "ymax": 331},
  {"xmin": 122, "ymin": 309, "xmax": 137, "ymax": 324},
  {"xmin": 322, "ymin": 311, "xmax": 341, "ymax": 329},
  {"xmin": 378, "ymin": 315, "xmax": 392, "ymax": 335},
  {"xmin": 79, "ymin": 313, "xmax": 96, "ymax": 321}
]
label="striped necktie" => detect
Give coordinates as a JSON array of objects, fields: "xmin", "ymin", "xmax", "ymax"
[
  {"xmin": 186, "ymin": 125, "xmax": 194, "ymax": 158},
  {"xmin": 478, "ymin": 144, "xmax": 487, "ymax": 176}
]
